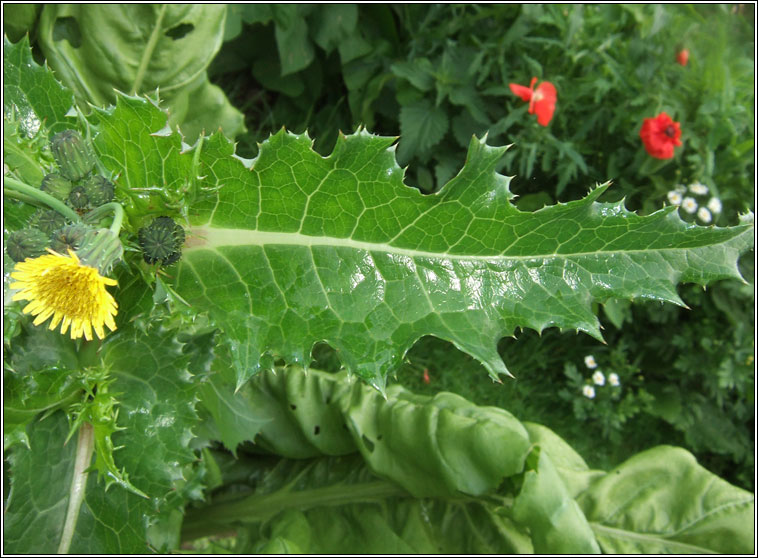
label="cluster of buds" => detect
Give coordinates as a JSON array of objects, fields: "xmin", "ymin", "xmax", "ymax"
[
  {"xmin": 6, "ymin": 130, "xmax": 117, "ymax": 263},
  {"xmin": 43, "ymin": 130, "xmax": 115, "ymax": 213}
]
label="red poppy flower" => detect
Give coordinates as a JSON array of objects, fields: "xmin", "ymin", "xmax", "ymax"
[
  {"xmin": 676, "ymin": 48, "xmax": 689, "ymax": 66},
  {"xmin": 509, "ymin": 77, "xmax": 557, "ymax": 126},
  {"xmin": 639, "ymin": 112, "xmax": 682, "ymax": 159}
]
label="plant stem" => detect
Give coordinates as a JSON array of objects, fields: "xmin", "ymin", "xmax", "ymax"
[
  {"xmin": 4, "ymin": 176, "xmax": 82, "ymax": 222},
  {"xmin": 131, "ymin": 4, "xmax": 167, "ymax": 94},
  {"xmin": 84, "ymin": 202, "xmax": 125, "ymax": 235},
  {"xmin": 181, "ymin": 480, "xmax": 408, "ymax": 542},
  {"xmin": 57, "ymin": 422, "xmax": 95, "ymax": 554}
]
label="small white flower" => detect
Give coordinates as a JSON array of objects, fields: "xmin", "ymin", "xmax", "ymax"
[
  {"xmin": 592, "ymin": 370, "xmax": 606, "ymax": 385},
  {"xmin": 697, "ymin": 207, "xmax": 712, "ymax": 224},
  {"xmin": 584, "ymin": 355, "xmax": 597, "ymax": 369},
  {"xmin": 667, "ymin": 190, "xmax": 683, "ymax": 205},
  {"xmin": 681, "ymin": 197, "xmax": 698, "ymax": 214},
  {"xmin": 582, "ymin": 385, "xmax": 596, "ymax": 399},
  {"xmin": 707, "ymin": 197, "xmax": 722, "ymax": 214},
  {"xmin": 689, "ymin": 182, "xmax": 709, "ymax": 195},
  {"xmin": 608, "ymin": 373, "xmax": 620, "ymax": 387},
  {"xmin": 674, "ymin": 184, "xmax": 687, "ymax": 193}
]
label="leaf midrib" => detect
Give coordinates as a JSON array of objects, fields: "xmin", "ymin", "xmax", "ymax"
[
  {"xmin": 186, "ymin": 225, "xmax": 745, "ymax": 262},
  {"xmin": 590, "ymin": 522, "xmax": 717, "ymax": 554}
]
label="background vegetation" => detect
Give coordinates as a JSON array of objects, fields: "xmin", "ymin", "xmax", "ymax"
[{"xmin": 6, "ymin": 2, "xmax": 755, "ymax": 493}]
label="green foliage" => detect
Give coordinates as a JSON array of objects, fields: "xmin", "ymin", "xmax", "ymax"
[{"xmin": 2, "ymin": 5, "xmax": 755, "ymax": 554}]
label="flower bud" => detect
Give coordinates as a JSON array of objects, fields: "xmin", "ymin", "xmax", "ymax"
[
  {"xmin": 50, "ymin": 129, "xmax": 96, "ymax": 181},
  {"xmin": 50, "ymin": 224, "xmax": 91, "ymax": 254},
  {"xmin": 81, "ymin": 175, "xmax": 115, "ymax": 207},
  {"xmin": 40, "ymin": 172, "xmax": 73, "ymax": 201},
  {"xmin": 138, "ymin": 216, "xmax": 185, "ymax": 265},
  {"xmin": 6, "ymin": 228, "xmax": 50, "ymax": 262},
  {"xmin": 31, "ymin": 208, "xmax": 68, "ymax": 235},
  {"xmin": 67, "ymin": 185, "xmax": 90, "ymax": 210}
]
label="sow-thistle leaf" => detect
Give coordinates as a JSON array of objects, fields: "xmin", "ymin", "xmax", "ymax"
[
  {"xmin": 65, "ymin": 83, "xmax": 756, "ymax": 392},
  {"xmin": 157, "ymin": 103, "xmax": 750, "ymax": 390},
  {"xmin": 5, "ymin": 322, "xmax": 210, "ymax": 553},
  {"xmin": 3, "ymin": 35, "xmax": 74, "ymax": 136}
]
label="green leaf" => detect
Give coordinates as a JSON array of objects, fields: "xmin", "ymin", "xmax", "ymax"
[
  {"xmin": 41, "ymin": 89, "xmax": 752, "ymax": 394},
  {"xmin": 185, "ymin": 453, "xmax": 532, "ymax": 554},
  {"xmin": 248, "ymin": 368, "xmax": 532, "ymax": 498},
  {"xmin": 511, "ymin": 446, "xmax": 601, "ymax": 553},
  {"xmin": 35, "ymin": 5, "xmax": 242, "ymax": 141},
  {"xmin": 3, "ymin": 34, "xmax": 74, "ymax": 136},
  {"xmin": 4, "ymin": 320, "xmax": 210, "ymax": 554},
  {"xmin": 398, "ymin": 99, "xmax": 449, "ymax": 162},
  {"xmin": 390, "ymin": 58, "xmax": 436, "ymax": 91},
  {"xmin": 578, "ymin": 446, "xmax": 755, "ymax": 554},
  {"xmin": 3, "ymin": 4, "xmax": 41, "ymax": 42},
  {"xmin": 3, "ymin": 117, "xmax": 47, "ymax": 188},
  {"xmin": 156, "ymin": 107, "xmax": 749, "ymax": 390},
  {"xmin": 311, "ymin": 4, "xmax": 358, "ymax": 53},
  {"xmin": 100, "ymin": 324, "xmax": 202, "ymax": 507},
  {"xmin": 197, "ymin": 342, "xmax": 271, "ymax": 455},
  {"xmin": 273, "ymin": 9, "xmax": 314, "ymax": 76}
]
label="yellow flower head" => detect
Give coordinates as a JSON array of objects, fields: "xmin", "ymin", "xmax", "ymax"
[{"xmin": 10, "ymin": 249, "xmax": 118, "ymax": 341}]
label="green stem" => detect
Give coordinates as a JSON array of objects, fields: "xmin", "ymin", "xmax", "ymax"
[
  {"xmin": 57, "ymin": 422, "xmax": 94, "ymax": 554},
  {"xmin": 131, "ymin": 4, "xmax": 167, "ymax": 94},
  {"xmin": 4, "ymin": 176, "xmax": 81, "ymax": 223},
  {"xmin": 84, "ymin": 202, "xmax": 125, "ymax": 235},
  {"xmin": 181, "ymin": 480, "xmax": 408, "ymax": 542}
]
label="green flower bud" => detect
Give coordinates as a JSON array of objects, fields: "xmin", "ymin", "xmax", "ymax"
[
  {"xmin": 138, "ymin": 216, "xmax": 185, "ymax": 265},
  {"xmin": 50, "ymin": 224, "xmax": 91, "ymax": 254},
  {"xmin": 67, "ymin": 185, "xmax": 90, "ymax": 210},
  {"xmin": 31, "ymin": 208, "xmax": 68, "ymax": 236},
  {"xmin": 50, "ymin": 129, "xmax": 96, "ymax": 181},
  {"xmin": 40, "ymin": 173, "xmax": 73, "ymax": 201},
  {"xmin": 81, "ymin": 175, "xmax": 115, "ymax": 207},
  {"xmin": 6, "ymin": 228, "xmax": 50, "ymax": 262}
]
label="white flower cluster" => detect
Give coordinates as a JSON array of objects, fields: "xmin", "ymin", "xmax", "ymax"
[
  {"xmin": 581, "ymin": 355, "xmax": 620, "ymax": 399},
  {"xmin": 666, "ymin": 182, "xmax": 722, "ymax": 225}
]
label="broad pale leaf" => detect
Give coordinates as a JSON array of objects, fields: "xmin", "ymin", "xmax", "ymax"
[
  {"xmin": 247, "ymin": 368, "xmax": 532, "ymax": 498},
  {"xmin": 36, "ymin": 5, "xmax": 243, "ymax": 140},
  {"xmin": 187, "ymin": 366, "xmax": 753, "ymax": 553},
  {"xmin": 578, "ymin": 445, "xmax": 755, "ymax": 554}
]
